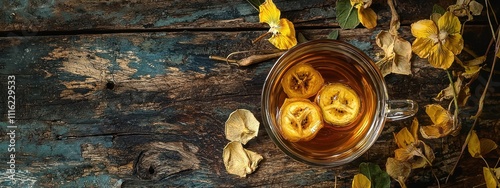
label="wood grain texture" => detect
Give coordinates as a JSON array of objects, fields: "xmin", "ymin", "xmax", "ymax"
[
  {"xmin": 0, "ymin": 0, "xmax": 472, "ymax": 34},
  {"xmin": 1, "ymin": 27, "xmax": 499, "ymax": 187},
  {"xmin": 0, "ymin": 0, "xmax": 499, "ymax": 187}
]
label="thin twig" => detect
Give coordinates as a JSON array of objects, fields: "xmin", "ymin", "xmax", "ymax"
[
  {"xmin": 431, "ymin": 167, "xmax": 441, "ymax": 188},
  {"xmin": 446, "ymin": 71, "xmax": 460, "ymax": 132},
  {"xmin": 387, "ymin": 0, "xmax": 400, "ymax": 35},
  {"xmin": 445, "ymin": 25, "xmax": 500, "ymax": 183}
]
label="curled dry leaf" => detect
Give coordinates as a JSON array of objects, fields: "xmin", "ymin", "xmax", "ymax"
[
  {"xmin": 223, "ymin": 141, "xmax": 263, "ymax": 178},
  {"xmin": 468, "ymin": 130, "xmax": 498, "ymax": 158},
  {"xmin": 457, "ymin": 55, "xmax": 486, "ymax": 79},
  {"xmin": 386, "ymin": 157, "xmax": 411, "ymax": 188},
  {"xmin": 433, "ymin": 75, "xmax": 471, "ymax": 107},
  {"xmin": 394, "ymin": 118, "xmax": 435, "ymax": 169},
  {"xmin": 494, "ymin": 167, "xmax": 500, "ymax": 179},
  {"xmin": 225, "ymin": 109, "xmax": 260, "ymax": 145},
  {"xmin": 352, "ymin": 174, "xmax": 371, "ymax": 188},
  {"xmin": 483, "ymin": 167, "xmax": 498, "ymax": 188},
  {"xmin": 449, "ymin": 0, "xmax": 484, "ymax": 21},
  {"xmin": 375, "ymin": 31, "xmax": 412, "ymax": 77},
  {"xmin": 420, "ymin": 104, "xmax": 457, "ymax": 139}
]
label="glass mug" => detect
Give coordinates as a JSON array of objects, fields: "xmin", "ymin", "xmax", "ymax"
[{"xmin": 261, "ymin": 39, "xmax": 418, "ymax": 166}]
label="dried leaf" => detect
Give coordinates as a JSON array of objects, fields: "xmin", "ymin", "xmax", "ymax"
[
  {"xmin": 433, "ymin": 76, "xmax": 470, "ymax": 106},
  {"xmin": 392, "ymin": 37, "xmax": 412, "ymax": 75},
  {"xmin": 337, "ymin": 0, "xmax": 360, "ymax": 29},
  {"xmin": 494, "ymin": 167, "xmax": 500, "ymax": 179},
  {"xmin": 375, "ymin": 31, "xmax": 412, "ymax": 77},
  {"xmin": 297, "ymin": 32, "xmax": 308, "ymax": 43},
  {"xmin": 411, "ymin": 141, "xmax": 435, "ymax": 169},
  {"xmin": 328, "ymin": 30, "xmax": 340, "ymax": 40},
  {"xmin": 225, "ymin": 109, "xmax": 260, "ymax": 145},
  {"xmin": 223, "ymin": 141, "xmax": 263, "ymax": 177},
  {"xmin": 467, "ymin": 130, "xmax": 481, "ymax": 158},
  {"xmin": 420, "ymin": 104, "xmax": 454, "ymax": 139},
  {"xmin": 352, "ymin": 174, "xmax": 371, "ymax": 188},
  {"xmin": 483, "ymin": 167, "xmax": 498, "ymax": 188},
  {"xmin": 458, "ymin": 56, "xmax": 485, "ymax": 79},
  {"xmin": 480, "ymin": 138, "xmax": 498, "ymax": 156},
  {"xmin": 386, "ymin": 157, "xmax": 411, "ymax": 183},
  {"xmin": 469, "ymin": 1, "xmax": 484, "ymax": 16},
  {"xmin": 359, "ymin": 162, "xmax": 391, "ymax": 188}
]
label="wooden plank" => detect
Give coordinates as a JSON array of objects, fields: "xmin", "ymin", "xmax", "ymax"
[
  {"xmin": 1, "ymin": 0, "xmax": 482, "ymax": 33},
  {"xmin": 0, "ymin": 27, "xmax": 499, "ymax": 187}
]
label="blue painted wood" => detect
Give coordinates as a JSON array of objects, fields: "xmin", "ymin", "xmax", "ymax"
[{"xmin": 0, "ymin": 0, "xmax": 499, "ymax": 187}]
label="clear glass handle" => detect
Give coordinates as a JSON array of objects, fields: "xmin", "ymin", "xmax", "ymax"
[{"xmin": 385, "ymin": 100, "xmax": 418, "ymax": 121}]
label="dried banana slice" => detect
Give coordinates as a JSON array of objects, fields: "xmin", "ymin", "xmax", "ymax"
[
  {"xmin": 279, "ymin": 98, "xmax": 324, "ymax": 142},
  {"xmin": 281, "ymin": 63, "xmax": 325, "ymax": 98},
  {"xmin": 316, "ymin": 83, "xmax": 361, "ymax": 126}
]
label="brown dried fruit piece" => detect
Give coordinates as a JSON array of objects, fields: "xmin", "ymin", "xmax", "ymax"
[
  {"xmin": 279, "ymin": 98, "xmax": 323, "ymax": 142},
  {"xmin": 281, "ymin": 63, "xmax": 324, "ymax": 98},
  {"xmin": 316, "ymin": 83, "xmax": 361, "ymax": 126}
]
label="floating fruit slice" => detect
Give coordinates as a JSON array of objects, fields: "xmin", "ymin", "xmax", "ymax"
[
  {"xmin": 316, "ymin": 83, "xmax": 361, "ymax": 126},
  {"xmin": 281, "ymin": 63, "xmax": 325, "ymax": 98},
  {"xmin": 279, "ymin": 98, "xmax": 324, "ymax": 142}
]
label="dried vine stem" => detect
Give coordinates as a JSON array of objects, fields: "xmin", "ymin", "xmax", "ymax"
[{"xmin": 445, "ymin": 25, "xmax": 500, "ymax": 183}]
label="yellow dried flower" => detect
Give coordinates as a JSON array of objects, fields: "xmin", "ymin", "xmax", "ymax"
[
  {"xmin": 411, "ymin": 11, "xmax": 464, "ymax": 69},
  {"xmin": 258, "ymin": 0, "xmax": 297, "ymax": 50},
  {"xmin": 350, "ymin": 0, "xmax": 377, "ymax": 29}
]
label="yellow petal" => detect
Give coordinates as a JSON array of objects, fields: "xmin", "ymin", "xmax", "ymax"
[
  {"xmin": 394, "ymin": 127, "xmax": 415, "ymax": 148},
  {"xmin": 467, "ymin": 130, "xmax": 481, "ymax": 158},
  {"xmin": 443, "ymin": 33, "xmax": 464, "ymax": 55},
  {"xmin": 438, "ymin": 12, "xmax": 461, "ymax": 35},
  {"xmin": 277, "ymin": 18, "xmax": 296, "ymax": 38},
  {"xmin": 480, "ymin": 138, "xmax": 498, "ymax": 156},
  {"xmin": 420, "ymin": 125, "xmax": 446, "ymax": 139},
  {"xmin": 268, "ymin": 18, "xmax": 297, "ymax": 50},
  {"xmin": 358, "ymin": 7, "xmax": 377, "ymax": 29},
  {"xmin": 411, "ymin": 20, "xmax": 438, "ymax": 38},
  {"xmin": 394, "ymin": 148, "xmax": 412, "ymax": 161},
  {"xmin": 350, "ymin": 0, "xmax": 362, "ymax": 6},
  {"xmin": 426, "ymin": 104, "xmax": 452, "ymax": 126},
  {"xmin": 411, "ymin": 37, "xmax": 435, "ymax": 59},
  {"xmin": 410, "ymin": 118, "xmax": 419, "ymax": 141},
  {"xmin": 484, "ymin": 167, "xmax": 498, "ymax": 188},
  {"xmin": 269, "ymin": 34, "xmax": 297, "ymax": 50},
  {"xmin": 420, "ymin": 104, "xmax": 454, "ymax": 139},
  {"xmin": 428, "ymin": 44, "xmax": 454, "ymax": 69},
  {"xmin": 259, "ymin": 0, "xmax": 280, "ymax": 26},
  {"xmin": 352, "ymin": 174, "xmax": 371, "ymax": 188}
]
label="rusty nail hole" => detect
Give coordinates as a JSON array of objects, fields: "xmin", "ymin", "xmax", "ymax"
[
  {"xmin": 106, "ymin": 81, "xmax": 115, "ymax": 90},
  {"xmin": 148, "ymin": 166, "xmax": 155, "ymax": 174}
]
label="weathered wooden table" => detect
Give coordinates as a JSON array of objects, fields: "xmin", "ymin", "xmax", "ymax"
[{"xmin": 1, "ymin": 0, "xmax": 499, "ymax": 187}]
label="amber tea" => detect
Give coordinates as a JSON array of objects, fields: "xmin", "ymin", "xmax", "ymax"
[
  {"xmin": 262, "ymin": 39, "xmax": 417, "ymax": 166},
  {"xmin": 272, "ymin": 51, "xmax": 377, "ymax": 158}
]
